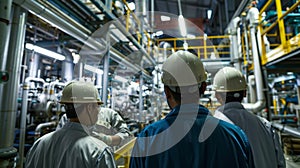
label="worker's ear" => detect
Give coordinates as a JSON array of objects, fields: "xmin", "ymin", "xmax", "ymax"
[
  {"xmin": 199, "ymin": 82, "xmax": 207, "ymax": 95},
  {"xmin": 164, "ymin": 86, "xmax": 172, "ymax": 99}
]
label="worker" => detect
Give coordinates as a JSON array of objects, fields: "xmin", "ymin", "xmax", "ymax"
[
  {"xmin": 213, "ymin": 67, "xmax": 285, "ymax": 168},
  {"xmin": 25, "ymin": 81, "xmax": 116, "ymax": 168},
  {"xmin": 129, "ymin": 50, "xmax": 254, "ymax": 168},
  {"xmin": 57, "ymin": 107, "xmax": 131, "ymax": 147}
]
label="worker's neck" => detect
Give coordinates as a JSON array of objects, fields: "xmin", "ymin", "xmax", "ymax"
[{"xmin": 69, "ymin": 118, "xmax": 80, "ymax": 123}]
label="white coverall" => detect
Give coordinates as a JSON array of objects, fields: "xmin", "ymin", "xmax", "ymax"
[
  {"xmin": 57, "ymin": 108, "xmax": 131, "ymax": 146},
  {"xmin": 25, "ymin": 122, "xmax": 116, "ymax": 168}
]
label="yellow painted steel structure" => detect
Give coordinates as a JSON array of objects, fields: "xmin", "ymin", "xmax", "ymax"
[
  {"xmin": 258, "ymin": 0, "xmax": 300, "ymax": 65},
  {"xmin": 121, "ymin": 0, "xmax": 152, "ymax": 53},
  {"xmin": 114, "ymin": 138, "xmax": 136, "ymax": 168},
  {"xmin": 155, "ymin": 35, "xmax": 231, "ymax": 59}
]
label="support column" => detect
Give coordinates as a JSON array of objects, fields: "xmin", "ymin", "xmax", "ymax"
[
  {"xmin": 102, "ymin": 51, "xmax": 110, "ymax": 107},
  {"xmin": 0, "ymin": 3, "xmax": 26, "ymax": 167},
  {"xmin": 139, "ymin": 72, "xmax": 144, "ymax": 122},
  {"xmin": 0, "ymin": 0, "xmax": 13, "ymax": 135}
]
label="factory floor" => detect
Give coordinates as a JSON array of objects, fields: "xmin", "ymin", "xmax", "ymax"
[{"xmin": 286, "ymin": 155, "xmax": 300, "ymax": 168}]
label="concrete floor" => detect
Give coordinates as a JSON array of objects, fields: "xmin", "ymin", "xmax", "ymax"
[{"xmin": 286, "ymin": 155, "xmax": 300, "ymax": 168}]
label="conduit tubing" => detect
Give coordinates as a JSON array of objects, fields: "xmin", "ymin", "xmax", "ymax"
[
  {"xmin": 242, "ymin": 7, "xmax": 265, "ymax": 113},
  {"xmin": 34, "ymin": 121, "xmax": 57, "ymax": 140},
  {"xmin": 19, "ymin": 77, "xmax": 45, "ymax": 167},
  {"xmin": 272, "ymin": 122, "xmax": 300, "ymax": 138}
]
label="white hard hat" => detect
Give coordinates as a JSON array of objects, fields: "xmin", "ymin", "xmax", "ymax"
[
  {"xmin": 161, "ymin": 50, "xmax": 207, "ymax": 87},
  {"xmin": 213, "ymin": 67, "xmax": 247, "ymax": 92},
  {"xmin": 60, "ymin": 81, "xmax": 103, "ymax": 105}
]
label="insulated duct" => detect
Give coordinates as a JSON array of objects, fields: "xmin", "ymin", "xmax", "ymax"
[
  {"xmin": 13, "ymin": 0, "xmax": 154, "ymax": 73},
  {"xmin": 242, "ymin": 7, "xmax": 265, "ymax": 113},
  {"xmin": 272, "ymin": 122, "xmax": 300, "ymax": 138},
  {"xmin": 230, "ymin": 17, "xmax": 242, "ymax": 71}
]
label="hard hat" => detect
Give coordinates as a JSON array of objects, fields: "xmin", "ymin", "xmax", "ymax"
[
  {"xmin": 213, "ymin": 67, "xmax": 247, "ymax": 92},
  {"xmin": 161, "ymin": 50, "xmax": 207, "ymax": 87},
  {"xmin": 60, "ymin": 81, "xmax": 103, "ymax": 105}
]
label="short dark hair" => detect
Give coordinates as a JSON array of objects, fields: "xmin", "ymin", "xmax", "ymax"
[
  {"xmin": 216, "ymin": 91, "xmax": 244, "ymax": 103},
  {"xmin": 64, "ymin": 104, "xmax": 86, "ymax": 118},
  {"xmin": 166, "ymin": 84, "xmax": 205, "ymax": 104}
]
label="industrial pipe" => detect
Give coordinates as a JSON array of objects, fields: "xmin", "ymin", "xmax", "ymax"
[
  {"xmin": 14, "ymin": 0, "xmax": 154, "ymax": 74},
  {"xmin": 272, "ymin": 122, "xmax": 300, "ymax": 138},
  {"xmin": 19, "ymin": 77, "xmax": 45, "ymax": 167},
  {"xmin": 242, "ymin": 7, "xmax": 265, "ymax": 113},
  {"xmin": 47, "ymin": 81, "xmax": 65, "ymax": 100},
  {"xmin": 230, "ymin": 17, "xmax": 242, "ymax": 71},
  {"xmin": 90, "ymin": 0, "xmax": 155, "ymax": 65},
  {"xmin": 34, "ymin": 121, "xmax": 57, "ymax": 140},
  {"xmin": 0, "ymin": 4, "xmax": 25, "ymax": 167}
]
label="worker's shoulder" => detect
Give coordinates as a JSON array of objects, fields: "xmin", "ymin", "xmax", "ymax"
[
  {"xmin": 76, "ymin": 135, "xmax": 111, "ymax": 151},
  {"xmin": 100, "ymin": 107, "xmax": 117, "ymax": 114},
  {"xmin": 215, "ymin": 118, "xmax": 248, "ymax": 139}
]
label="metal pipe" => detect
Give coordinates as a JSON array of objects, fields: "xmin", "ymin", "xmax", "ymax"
[
  {"xmin": 139, "ymin": 71, "xmax": 144, "ymax": 122},
  {"xmin": 248, "ymin": 75, "xmax": 256, "ymax": 103},
  {"xmin": 102, "ymin": 50, "xmax": 110, "ymax": 107},
  {"xmin": 14, "ymin": 0, "xmax": 154, "ymax": 72},
  {"xmin": 61, "ymin": 49, "xmax": 74, "ymax": 82},
  {"xmin": 224, "ymin": 0, "xmax": 229, "ymax": 25},
  {"xmin": 177, "ymin": 0, "xmax": 183, "ymax": 16},
  {"xmin": 230, "ymin": 17, "xmax": 241, "ymax": 70},
  {"xmin": 34, "ymin": 121, "xmax": 57, "ymax": 140},
  {"xmin": 242, "ymin": 7, "xmax": 265, "ymax": 113},
  {"xmin": 272, "ymin": 122, "xmax": 300, "ymax": 138},
  {"xmin": 48, "ymin": 81, "xmax": 65, "ymax": 100},
  {"xmin": 14, "ymin": 0, "xmax": 101, "ymax": 51},
  {"xmin": 0, "ymin": 2, "xmax": 21, "ymax": 166},
  {"xmin": 151, "ymin": 0, "xmax": 154, "ymax": 31},
  {"xmin": 28, "ymin": 52, "xmax": 39, "ymax": 78},
  {"xmin": 218, "ymin": 3, "xmax": 223, "ymax": 34},
  {"xmin": 0, "ymin": 0, "xmax": 13, "ymax": 140},
  {"xmin": 90, "ymin": 0, "xmax": 155, "ymax": 65},
  {"xmin": 19, "ymin": 77, "xmax": 45, "ymax": 167}
]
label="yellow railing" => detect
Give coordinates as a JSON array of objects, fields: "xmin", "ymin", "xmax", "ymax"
[
  {"xmin": 155, "ymin": 35, "xmax": 231, "ymax": 59},
  {"xmin": 114, "ymin": 138, "xmax": 136, "ymax": 168},
  {"xmin": 121, "ymin": 0, "xmax": 152, "ymax": 53},
  {"xmin": 258, "ymin": 0, "xmax": 300, "ymax": 64}
]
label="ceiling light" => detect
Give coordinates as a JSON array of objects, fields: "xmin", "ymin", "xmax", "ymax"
[
  {"xmin": 114, "ymin": 75, "xmax": 128, "ymax": 83},
  {"xmin": 25, "ymin": 43, "xmax": 65, "ymax": 61},
  {"xmin": 84, "ymin": 64, "xmax": 103, "ymax": 75},
  {"xmin": 155, "ymin": 30, "xmax": 164, "ymax": 36},
  {"xmin": 178, "ymin": 15, "xmax": 187, "ymax": 37},
  {"xmin": 71, "ymin": 52, "xmax": 80, "ymax": 64},
  {"xmin": 127, "ymin": 2, "xmax": 136, "ymax": 11},
  {"xmin": 183, "ymin": 41, "xmax": 188, "ymax": 51},
  {"xmin": 207, "ymin": 9, "xmax": 212, "ymax": 20},
  {"xmin": 161, "ymin": 15, "xmax": 171, "ymax": 22}
]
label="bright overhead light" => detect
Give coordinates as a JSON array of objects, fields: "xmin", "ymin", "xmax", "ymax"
[
  {"xmin": 71, "ymin": 52, "xmax": 80, "ymax": 64},
  {"xmin": 161, "ymin": 15, "xmax": 171, "ymax": 22},
  {"xmin": 84, "ymin": 64, "xmax": 103, "ymax": 75},
  {"xmin": 127, "ymin": 2, "xmax": 136, "ymax": 11},
  {"xmin": 114, "ymin": 75, "xmax": 128, "ymax": 83},
  {"xmin": 183, "ymin": 41, "xmax": 188, "ymax": 51},
  {"xmin": 207, "ymin": 9, "xmax": 212, "ymax": 19},
  {"xmin": 155, "ymin": 30, "xmax": 164, "ymax": 36},
  {"xmin": 25, "ymin": 43, "xmax": 65, "ymax": 61},
  {"xmin": 178, "ymin": 15, "xmax": 187, "ymax": 37},
  {"xmin": 187, "ymin": 34, "xmax": 196, "ymax": 38}
]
